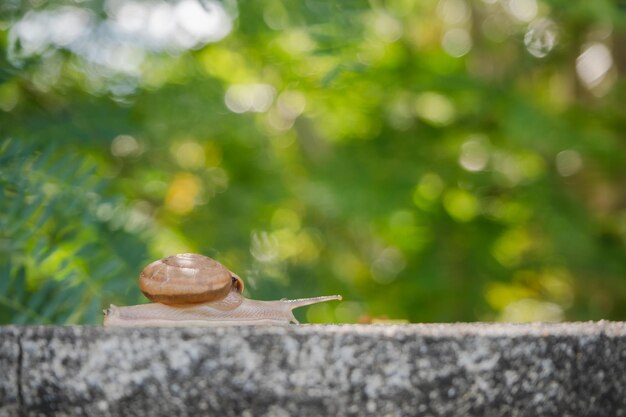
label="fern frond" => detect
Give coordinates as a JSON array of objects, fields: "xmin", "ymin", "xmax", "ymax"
[{"xmin": 0, "ymin": 138, "xmax": 150, "ymax": 324}]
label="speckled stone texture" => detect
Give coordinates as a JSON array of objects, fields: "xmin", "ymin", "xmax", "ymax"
[
  {"xmin": 0, "ymin": 323, "xmax": 625, "ymax": 417},
  {"xmin": 0, "ymin": 327, "xmax": 19, "ymax": 416}
]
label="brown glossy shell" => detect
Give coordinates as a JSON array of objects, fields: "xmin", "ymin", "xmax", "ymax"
[{"xmin": 139, "ymin": 253, "xmax": 244, "ymax": 305}]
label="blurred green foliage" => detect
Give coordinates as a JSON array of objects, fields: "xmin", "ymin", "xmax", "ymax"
[{"xmin": 1, "ymin": 0, "xmax": 625, "ymax": 325}]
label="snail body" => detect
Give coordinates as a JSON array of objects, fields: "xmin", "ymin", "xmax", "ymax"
[{"xmin": 104, "ymin": 253, "xmax": 341, "ymax": 327}]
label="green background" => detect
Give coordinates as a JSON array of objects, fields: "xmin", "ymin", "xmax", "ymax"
[{"xmin": 1, "ymin": 0, "xmax": 625, "ymax": 325}]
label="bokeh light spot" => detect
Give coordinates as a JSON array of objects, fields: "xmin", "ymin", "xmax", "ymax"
[
  {"xmin": 278, "ymin": 90, "xmax": 306, "ymax": 120},
  {"xmin": 413, "ymin": 173, "xmax": 444, "ymax": 210},
  {"xmin": 371, "ymin": 247, "xmax": 406, "ymax": 284},
  {"xmin": 334, "ymin": 301, "xmax": 365, "ymax": 323},
  {"xmin": 250, "ymin": 230, "xmax": 280, "ymax": 263},
  {"xmin": 492, "ymin": 228, "xmax": 531, "ymax": 267},
  {"xmin": 173, "ymin": 141, "xmax": 206, "ymax": 169},
  {"xmin": 269, "ymin": 90, "xmax": 306, "ymax": 131},
  {"xmin": 415, "ymin": 92, "xmax": 455, "ymax": 126},
  {"xmin": 576, "ymin": 43, "xmax": 613, "ymax": 92},
  {"xmin": 0, "ymin": 82, "xmax": 20, "ymax": 112},
  {"xmin": 501, "ymin": 299, "xmax": 563, "ymax": 322},
  {"xmin": 372, "ymin": 12, "xmax": 403, "ymax": 43},
  {"xmin": 111, "ymin": 135, "xmax": 141, "ymax": 158},
  {"xmin": 486, "ymin": 282, "xmax": 535, "ymax": 311},
  {"xmin": 165, "ymin": 173, "xmax": 202, "ymax": 215},
  {"xmin": 332, "ymin": 252, "xmax": 367, "ymax": 284},
  {"xmin": 263, "ymin": 1, "xmax": 289, "ymax": 30},
  {"xmin": 443, "ymin": 189, "xmax": 478, "ymax": 222},
  {"xmin": 277, "ymin": 29, "xmax": 316, "ymax": 55},
  {"xmin": 225, "ymin": 84, "xmax": 276, "ymax": 113},
  {"xmin": 524, "ymin": 18, "xmax": 557, "ymax": 58},
  {"xmin": 419, "ymin": 174, "xmax": 445, "ymax": 201},
  {"xmin": 506, "ymin": 0, "xmax": 538, "ymax": 23},
  {"xmin": 437, "ymin": 0, "xmax": 470, "ymax": 25},
  {"xmin": 174, "ymin": 0, "xmax": 232, "ymax": 44},
  {"xmin": 555, "ymin": 150, "xmax": 583, "ymax": 177},
  {"xmin": 493, "ymin": 151, "xmax": 523, "ymax": 187},
  {"xmin": 124, "ymin": 200, "xmax": 153, "ymax": 233},
  {"xmin": 459, "ymin": 135, "xmax": 490, "ymax": 172},
  {"xmin": 9, "ymin": 0, "xmax": 233, "ymax": 81},
  {"xmin": 441, "ymin": 28, "xmax": 472, "ymax": 57},
  {"xmin": 10, "ymin": 7, "xmax": 92, "ymax": 56}
]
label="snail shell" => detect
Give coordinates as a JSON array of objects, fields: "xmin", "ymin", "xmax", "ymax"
[{"xmin": 139, "ymin": 253, "xmax": 244, "ymax": 305}]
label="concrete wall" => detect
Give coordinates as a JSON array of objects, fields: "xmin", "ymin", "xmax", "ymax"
[{"xmin": 1, "ymin": 322, "xmax": 625, "ymax": 416}]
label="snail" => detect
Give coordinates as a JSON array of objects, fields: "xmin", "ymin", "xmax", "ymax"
[{"xmin": 103, "ymin": 253, "xmax": 341, "ymax": 327}]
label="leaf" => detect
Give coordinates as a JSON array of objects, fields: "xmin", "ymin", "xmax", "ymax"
[
  {"xmin": 26, "ymin": 279, "xmax": 55, "ymax": 312},
  {"xmin": 41, "ymin": 284, "xmax": 80, "ymax": 323},
  {"xmin": 33, "ymin": 238, "xmax": 52, "ymax": 263},
  {"xmin": 0, "ymin": 260, "xmax": 12, "ymax": 294},
  {"xmin": 34, "ymin": 200, "xmax": 55, "ymax": 230},
  {"xmin": 10, "ymin": 265, "xmax": 26, "ymax": 302},
  {"xmin": 10, "ymin": 194, "xmax": 43, "ymax": 234},
  {"xmin": 321, "ymin": 65, "xmax": 345, "ymax": 87}
]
